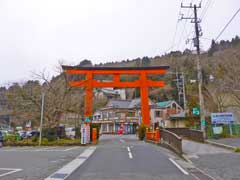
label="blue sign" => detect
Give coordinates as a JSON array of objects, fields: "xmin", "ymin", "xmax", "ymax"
[{"xmin": 211, "ymin": 113, "xmax": 234, "ymax": 124}]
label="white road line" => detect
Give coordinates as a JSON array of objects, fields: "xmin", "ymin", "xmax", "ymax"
[
  {"xmin": 0, "ymin": 147, "xmax": 79, "ymax": 152},
  {"xmin": 0, "ymin": 168, "xmax": 22, "ymax": 177},
  {"xmin": 169, "ymin": 158, "xmax": 189, "ymax": 175},
  {"xmin": 127, "ymin": 147, "xmax": 133, "ymax": 159},
  {"xmin": 45, "ymin": 146, "xmax": 96, "ymax": 180},
  {"xmin": 63, "ymin": 147, "xmax": 79, "ymax": 151},
  {"xmin": 128, "ymin": 152, "xmax": 133, "ymax": 159}
]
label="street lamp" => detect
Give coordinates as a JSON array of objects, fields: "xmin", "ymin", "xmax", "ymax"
[{"xmin": 39, "ymin": 92, "xmax": 45, "ymax": 146}]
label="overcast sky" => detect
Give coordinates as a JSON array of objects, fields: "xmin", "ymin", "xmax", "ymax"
[{"xmin": 0, "ymin": 0, "xmax": 239, "ymax": 85}]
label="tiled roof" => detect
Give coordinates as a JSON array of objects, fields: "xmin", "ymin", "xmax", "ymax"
[{"xmin": 156, "ymin": 100, "xmax": 173, "ymax": 108}]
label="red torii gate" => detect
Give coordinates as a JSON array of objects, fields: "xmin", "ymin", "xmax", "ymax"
[{"xmin": 62, "ymin": 66, "xmax": 169, "ymax": 126}]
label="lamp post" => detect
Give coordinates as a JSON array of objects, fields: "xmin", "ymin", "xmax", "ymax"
[{"xmin": 39, "ymin": 92, "xmax": 45, "ymax": 146}]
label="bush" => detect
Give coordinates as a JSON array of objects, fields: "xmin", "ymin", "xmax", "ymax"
[
  {"xmin": 138, "ymin": 124, "xmax": 146, "ymax": 141},
  {"xmin": 43, "ymin": 128, "xmax": 57, "ymax": 142},
  {"xmin": 75, "ymin": 127, "xmax": 81, "ymax": 139},
  {"xmin": 41, "ymin": 138, "xmax": 49, "ymax": 145},
  {"xmin": 235, "ymin": 147, "xmax": 240, "ymax": 153},
  {"xmin": 32, "ymin": 135, "xmax": 38, "ymax": 142}
]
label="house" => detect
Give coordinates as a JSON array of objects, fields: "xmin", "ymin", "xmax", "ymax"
[
  {"xmin": 95, "ymin": 88, "xmax": 126, "ymax": 100},
  {"xmin": 152, "ymin": 100, "xmax": 185, "ymax": 128},
  {"xmin": 93, "ymin": 99, "xmax": 185, "ymax": 134},
  {"xmin": 93, "ymin": 98, "xmax": 154, "ymax": 134}
]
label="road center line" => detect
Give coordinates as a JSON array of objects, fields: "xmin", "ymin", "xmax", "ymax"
[
  {"xmin": 127, "ymin": 146, "xmax": 133, "ymax": 159},
  {"xmin": 169, "ymin": 158, "xmax": 189, "ymax": 175},
  {"xmin": 128, "ymin": 152, "xmax": 133, "ymax": 159}
]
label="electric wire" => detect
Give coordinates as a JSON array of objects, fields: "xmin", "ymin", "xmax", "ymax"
[{"xmin": 215, "ymin": 7, "xmax": 240, "ymax": 41}]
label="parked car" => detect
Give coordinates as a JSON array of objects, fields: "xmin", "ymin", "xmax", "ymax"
[
  {"xmin": 26, "ymin": 130, "xmax": 39, "ymax": 138},
  {"xmin": 0, "ymin": 131, "xmax": 3, "ymax": 147},
  {"xmin": 65, "ymin": 127, "xmax": 76, "ymax": 138},
  {"xmin": 17, "ymin": 131, "xmax": 27, "ymax": 139}
]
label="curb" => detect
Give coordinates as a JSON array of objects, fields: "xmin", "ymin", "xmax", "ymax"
[{"xmin": 206, "ymin": 140, "xmax": 236, "ymax": 151}]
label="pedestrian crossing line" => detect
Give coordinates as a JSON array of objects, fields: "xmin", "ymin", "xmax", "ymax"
[{"xmin": 44, "ymin": 146, "xmax": 96, "ymax": 180}]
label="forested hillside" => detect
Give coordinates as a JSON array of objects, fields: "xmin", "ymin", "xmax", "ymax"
[{"xmin": 1, "ymin": 36, "xmax": 240, "ymax": 127}]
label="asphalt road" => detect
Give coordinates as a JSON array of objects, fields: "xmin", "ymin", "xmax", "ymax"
[
  {"xmin": 67, "ymin": 135, "xmax": 196, "ymax": 180},
  {"xmin": 0, "ymin": 146, "xmax": 86, "ymax": 180}
]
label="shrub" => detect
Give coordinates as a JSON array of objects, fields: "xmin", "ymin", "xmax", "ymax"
[
  {"xmin": 32, "ymin": 135, "xmax": 38, "ymax": 143},
  {"xmin": 75, "ymin": 127, "xmax": 81, "ymax": 139},
  {"xmin": 41, "ymin": 138, "xmax": 49, "ymax": 145},
  {"xmin": 235, "ymin": 147, "xmax": 240, "ymax": 153},
  {"xmin": 43, "ymin": 128, "xmax": 57, "ymax": 142},
  {"xmin": 138, "ymin": 124, "xmax": 146, "ymax": 141}
]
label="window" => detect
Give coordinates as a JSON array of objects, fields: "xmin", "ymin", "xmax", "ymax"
[
  {"xmin": 127, "ymin": 112, "xmax": 135, "ymax": 117},
  {"xmin": 155, "ymin": 111, "xmax": 162, "ymax": 117}
]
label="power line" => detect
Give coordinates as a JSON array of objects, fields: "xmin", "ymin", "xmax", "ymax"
[
  {"xmin": 215, "ymin": 7, "xmax": 240, "ymax": 41},
  {"xmin": 200, "ymin": 0, "xmax": 212, "ymax": 21},
  {"xmin": 169, "ymin": 0, "xmax": 184, "ymax": 52}
]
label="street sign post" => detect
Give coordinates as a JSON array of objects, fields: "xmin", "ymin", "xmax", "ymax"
[{"xmin": 211, "ymin": 112, "xmax": 234, "ymax": 136}]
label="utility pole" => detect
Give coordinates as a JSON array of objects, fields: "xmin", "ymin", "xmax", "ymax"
[
  {"xmin": 181, "ymin": 3, "xmax": 206, "ymax": 137},
  {"xmin": 39, "ymin": 92, "xmax": 45, "ymax": 146}
]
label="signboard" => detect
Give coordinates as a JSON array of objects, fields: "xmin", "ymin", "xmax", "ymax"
[
  {"xmin": 201, "ymin": 119, "xmax": 206, "ymax": 126},
  {"xmin": 85, "ymin": 117, "xmax": 91, "ymax": 123},
  {"xmin": 211, "ymin": 113, "xmax": 234, "ymax": 124},
  {"xmin": 213, "ymin": 127, "xmax": 223, "ymax": 135},
  {"xmin": 192, "ymin": 108, "xmax": 200, "ymax": 115},
  {"xmin": 81, "ymin": 124, "xmax": 90, "ymax": 144}
]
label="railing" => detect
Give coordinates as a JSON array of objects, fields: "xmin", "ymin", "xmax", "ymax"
[
  {"xmin": 161, "ymin": 129, "xmax": 182, "ymax": 155},
  {"xmin": 189, "ymin": 129, "xmax": 204, "ymax": 142},
  {"xmin": 145, "ymin": 128, "xmax": 160, "ymax": 142},
  {"xmin": 166, "ymin": 128, "xmax": 204, "ymax": 143}
]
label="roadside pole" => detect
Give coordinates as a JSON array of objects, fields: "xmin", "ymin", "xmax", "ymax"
[
  {"xmin": 181, "ymin": 3, "xmax": 206, "ymax": 138},
  {"xmin": 39, "ymin": 92, "xmax": 45, "ymax": 146}
]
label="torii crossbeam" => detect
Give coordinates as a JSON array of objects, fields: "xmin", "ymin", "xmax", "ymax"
[{"xmin": 62, "ymin": 66, "xmax": 169, "ymax": 126}]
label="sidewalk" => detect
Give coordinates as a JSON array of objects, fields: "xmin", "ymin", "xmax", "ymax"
[
  {"xmin": 182, "ymin": 139, "xmax": 240, "ymax": 180},
  {"xmin": 182, "ymin": 139, "xmax": 230, "ymax": 159},
  {"xmin": 206, "ymin": 138, "xmax": 240, "ymax": 150}
]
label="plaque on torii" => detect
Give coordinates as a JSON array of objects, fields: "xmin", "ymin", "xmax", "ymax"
[{"xmin": 62, "ymin": 66, "xmax": 169, "ymax": 126}]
